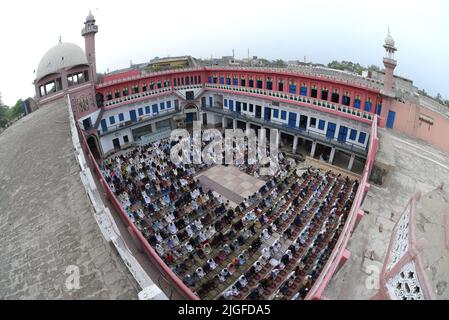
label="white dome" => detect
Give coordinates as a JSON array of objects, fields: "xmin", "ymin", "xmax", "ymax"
[
  {"xmin": 36, "ymin": 42, "xmax": 88, "ymax": 81},
  {"xmin": 385, "ymin": 33, "xmax": 395, "ymax": 47},
  {"xmin": 86, "ymin": 11, "xmax": 95, "ymax": 22}
]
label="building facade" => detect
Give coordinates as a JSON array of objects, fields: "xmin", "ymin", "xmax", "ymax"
[{"xmin": 32, "ymin": 12, "xmax": 449, "ymax": 300}]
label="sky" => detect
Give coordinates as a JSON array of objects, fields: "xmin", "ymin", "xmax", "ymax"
[{"xmin": 0, "ymin": 0, "xmax": 448, "ymax": 106}]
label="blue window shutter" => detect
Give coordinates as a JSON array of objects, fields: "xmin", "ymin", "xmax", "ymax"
[
  {"xmin": 358, "ymin": 132, "xmax": 367, "ymax": 144},
  {"xmin": 376, "ymin": 104, "xmax": 382, "ymax": 115},
  {"xmin": 224, "ymin": 99, "xmax": 228, "ymax": 107},
  {"xmin": 281, "ymin": 110, "xmax": 287, "ymax": 120},
  {"xmin": 349, "ymin": 129, "xmax": 357, "ymax": 140},
  {"xmin": 365, "ymin": 101, "xmax": 372, "ymax": 112},
  {"xmin": 101, "ymin": 119, "xmax": 108, "ymax": 132},
  {"xmin": 109, "ymin": 116, "xmax": 115, "ymax": 125},
  {"xmin": 318, "ymin": 120, "xmax": 325, "ymax": 130},
  {"xmin": 145, "ymin": 106, "xmax": 150, "ymax": 114},
  {"xmin": 160, "ymin": 102, "xmax": 165, "ymax": 110},
  {"xmin": 289, "ymin": 85, "xmax": 296, "ymax": 94},
  {"xmin": 118, "ymin": 113, "xmax": 124, "ymax": 121},
  {"xmin": 167, "ymin": 101, "xmax": 171, "ymax": 108},
  {"xmin": 152, "ymin": 104, "xmax": 158, "ymax": 114},
  {"xmin": 138, "ymin": 108, "xmax": 143, "ymax": 116},
  {"xmin": 273, "ymin": 109, "xmax": 279, "ymax": 118}
]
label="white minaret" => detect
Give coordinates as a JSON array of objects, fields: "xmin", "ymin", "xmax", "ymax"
[
  {"xmin": 82, "ymin": 11, "xmax": 99, "ymax": 83},
  {"xmin": 382, "ymin": 28, "xmax": 397, "ymax": 95}
]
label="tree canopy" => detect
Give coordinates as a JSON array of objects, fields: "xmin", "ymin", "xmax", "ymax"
[
  {"xmin": 0, "ymin": 92, "xmax": 25, "ymax": 128},
  {"xmin": 327, "ymin": 60, "xmax": 370, "ymax": 75}
]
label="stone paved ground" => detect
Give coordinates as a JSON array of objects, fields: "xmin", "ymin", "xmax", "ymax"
[
  {"xmin": 323, "ymin": 128, "xmax": 449, "ymax": 299},
  {"xmin": 0, "ymin": 98, "xmax": 139, "ymax": 299}
]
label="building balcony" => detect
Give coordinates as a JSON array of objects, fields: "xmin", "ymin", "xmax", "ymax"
[
  {"xmin": 99, "ymin": 108, "xmax": 179, "ymax": 137},
  {"xmin": 202, "ymin": 106, "xmax": 368, "ymax": 157},
  {"xmin": 103, "ymin": 87, "xmax": 173, "ymax": 108},
  {"xmin": 103, "ymin": 84, "xmax": 205, "ymax": 108},
  {"xmin": 204, "ymin": 83, "xmax": 375, "ymax": 123}
]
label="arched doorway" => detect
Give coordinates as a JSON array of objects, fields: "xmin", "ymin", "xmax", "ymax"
[{"xmin": 87, "ymin": 135, "xmax": 102, "ymax": 160}]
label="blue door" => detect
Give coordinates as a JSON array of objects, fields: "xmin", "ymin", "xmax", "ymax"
[
  {"xmin": 100, "ymin": 119, "xmax": 108, "ymax": 133},
  {"xmin": 326, "ymin": 122, "xmax": 336, "ymax": 140},
  {"xmin": 152, "ymin": 104, "xmax": 158, "ymax": 115},
  {"xmin": 288, "ymin": 112, "xmax": 297, "ymax": 128},
  {"xmin": 236, "ymin": 102, "xmax": 241, "ymax": 114},
  {"xmin": 338, "ymin": 125, "xmax": 348, "ymax": 143},
  {"xmin": 264, "ymin": 107, "xmax": 271, "ymax": 121},
  {"xmin": 129, "ymin": 110, "xmax": 137, "ymax": 123},
  {"xmin": 386, "ymin": 110, "xmax": 396, "ymax": 129},
  {"xmin": 186, "ymin": 113, "xmax": 193, "ymax": 123}
]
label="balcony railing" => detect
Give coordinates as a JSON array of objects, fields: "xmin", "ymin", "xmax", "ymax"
[
  {"xmin": 103, "ymin": 87, "xmax": 173, "ymax": 107},
  {"xmin": 100, "ymin": 108, "xmax": 179, "ymax": 136},
  {"xmin": 103, "ymin": 84, "xmax": 205, "ymax": 108},
  {"xmin": 202, "ymin": 106, "xmax": 368, "ymax": 157},
  {"xmin": 96, "ymin": 66, "xmax": 383, "ymax": 92},
  {"xmin": 204, "ymin": 83, "xmax": 375, "ymax": 122}
]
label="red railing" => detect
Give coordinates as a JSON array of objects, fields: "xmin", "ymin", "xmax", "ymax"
[
  {"xmin": 306, "ymin": 115, "xmax": 379, "ymax": 299},
  {"xmin": 75, "ymin": 124, "xmax": 198, "ymax": 300}
]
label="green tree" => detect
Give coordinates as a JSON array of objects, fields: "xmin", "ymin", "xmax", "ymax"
[
  {"xmin": 274, "ymin": 59, "xmax": 286, "ymax": 67},
  {"xmin": 327, "ymin": 60, "xmax": 367, "ymax": 75},
  {"xmin": 7, "ymin": 99, "xmax": 23, "ymax": 121},
  {"xmin": 418, "ymin": 89, "xmax": 428, "ymax": 96},
  {"xmin": 0, "ymin": 92, "xmax": 9, "ymax": 128},
  {"xmin": 367, "ymin": 65, "xmax": 381, "ymax": 72}
]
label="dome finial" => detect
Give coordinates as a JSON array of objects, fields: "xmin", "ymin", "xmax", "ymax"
[
  {"xmin": 384, "ymin": 27, "xmax": 395, "ymax": 47},
  {"xmin": 86, "ymin": 10, "xmax": 95, "ymax": 22}
]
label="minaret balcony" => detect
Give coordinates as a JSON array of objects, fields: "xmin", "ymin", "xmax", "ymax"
[{"xmin": 82, "ymin": 25, "xmax": 98, "ymax": 36}]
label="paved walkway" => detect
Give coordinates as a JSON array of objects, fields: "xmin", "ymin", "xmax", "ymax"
[
  {"xmin": 197, "ymin": 175, "xmax": 245, "ymax": 204},
  {"xmin": 0, "ymin": 99, "xmax": 139, "ymax": 299},
  {"xmin": 323, "ymin": 129, "xmax": 449, "ymax": 299}
]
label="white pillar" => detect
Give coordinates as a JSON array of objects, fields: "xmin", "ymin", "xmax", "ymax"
[
  {"xmin": 151, "ymin": 122, "xmax": 157, "ymax": 133},
  {"xmin": 273, "ymin": 129, "xmax": 280, "ymax": 148},
  {"xmin": 222, "ymin": 117, "xmax": 226, "ymax": 129},
  {"xmin": 329, "ymin": 147, "xmax": 336, "ymax": 164},
  {"xmin": 348, "ymin": 154, "xmax": 355, "ymax": 171},
  {"xmin": 292, "ymin": 136, "xmax": 298, "ymax": 154},
  {"xmin": 310, "ymin": 141, "xmax": 317, "ymax": 157},
  {"xmin": 233, "ymin": 118, "xmax": 237, "ymax": 130},
  {"xmin": 246, "ymin": 121, "xmax": 250, "ymax": 131}
]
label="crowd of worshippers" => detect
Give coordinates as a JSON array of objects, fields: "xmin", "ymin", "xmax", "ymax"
[
  {"xmin": 99, "ymin": 138, "xmax": 289, "ymax": 283},
  {"xmin": 214, "ymin": 168, "xmax": 358, "ymax": 300},
  {"xmin": 100, "ymin": 137, "xmax": 358, "ymax": 300}
]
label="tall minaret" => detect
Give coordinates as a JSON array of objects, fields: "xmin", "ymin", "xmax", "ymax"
[
  {"xmin": 82, "ymin": 11, "xmax": 99, "ymax": 83},
  {"xmin": 382, "ymin": 29, "xmax": 397, "ymax": 95}
]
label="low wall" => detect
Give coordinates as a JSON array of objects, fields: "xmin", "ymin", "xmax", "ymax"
[
  {"xmin": 67, "ymin": 95, "xmax": 170, "ymax": 300},
  {"xmin": 70, "ymin": 95, "xmax": 198, "ymax": 300},
  {"xmin": 306, "ymin": 115, "xmax": 379, "ymax": 299}
]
